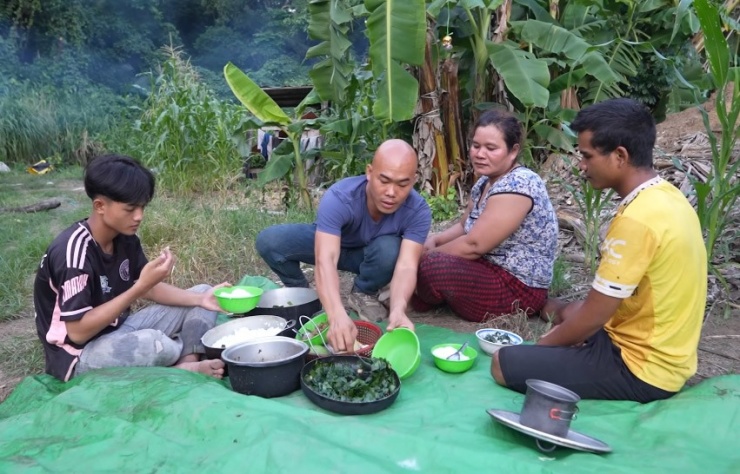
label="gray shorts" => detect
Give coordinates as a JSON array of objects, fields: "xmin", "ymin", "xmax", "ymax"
[{"xmin": 74, "ymin": 285, "xmax": 218, "ymax": 376}]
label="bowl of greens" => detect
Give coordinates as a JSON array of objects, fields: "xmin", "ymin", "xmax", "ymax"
[
  {"xmin": 475, "ymin": 328, "xmax": 523, "ymax": 356},
  {"xmin": 300, "ymin": 355, "xmax": 401, "ymax": 415}
]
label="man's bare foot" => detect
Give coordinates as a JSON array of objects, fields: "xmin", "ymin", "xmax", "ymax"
[{"xmin": 175, "ymin": 359, "xmax": 225, "ymax": 379}]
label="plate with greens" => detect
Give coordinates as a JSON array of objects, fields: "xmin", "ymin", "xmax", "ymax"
[
  {"xmin": 300, "ymin": 355, "xmax": 400, "ymax": 415},
  {"xmin": 475, "ymin": 329, "xmax": 523, "ymax": 356}
]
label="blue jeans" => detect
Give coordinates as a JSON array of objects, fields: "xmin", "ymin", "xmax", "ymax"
[{"xmin": 255, "ymin": 223, "xmax": 400, "ymax": 294}]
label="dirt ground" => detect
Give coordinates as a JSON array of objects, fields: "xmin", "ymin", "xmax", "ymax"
[{"xmin": 1, "ymin": 100, "xmax": 738, "ymax": 402}]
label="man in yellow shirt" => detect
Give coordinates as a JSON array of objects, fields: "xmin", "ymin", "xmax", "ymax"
[{"xmin": 491, "ymin": 98, "xmax": 707, "ymax": 402}]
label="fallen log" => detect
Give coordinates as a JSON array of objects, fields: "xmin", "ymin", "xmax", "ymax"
[{"xmin": 0, "ymin": 199, "xmax": 61, "ymax": 213}]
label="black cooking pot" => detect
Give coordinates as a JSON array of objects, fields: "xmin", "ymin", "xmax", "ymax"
[
  {"xmin": 519, "ymin": 379, "xmax": 580, "ymax": 438},
  {"xmin": 221, "ymin": 336, "xmax": 309, "ymax": 398},
  {"xmin": 244, "ymin": 288, "xmax": 322, "ymax": 328}
]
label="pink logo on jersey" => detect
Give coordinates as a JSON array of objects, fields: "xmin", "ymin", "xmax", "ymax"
[
  {"xmin": 119, "ymin": 259, "xmax": 130, "ymax": 281},
  {"xmin": 62, "ymin": 274, "xmax": 89, "ymax": 304}
]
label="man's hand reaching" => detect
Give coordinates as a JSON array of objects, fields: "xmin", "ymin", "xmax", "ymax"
[
  {"xmin": 326, "ymin": 312, "xmax": 358, "ymax": 353},
  {"xmin": 387, "ymin": 310, "xmax": 415, "ymax": 332}
]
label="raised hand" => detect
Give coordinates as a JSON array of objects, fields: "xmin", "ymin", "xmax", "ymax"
[{"xmin": 138, "ymin": 246, "xmax": 176, "ymax": 291}]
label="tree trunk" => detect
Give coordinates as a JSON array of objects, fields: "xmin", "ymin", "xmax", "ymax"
[
  {"xmin": 440, "ymin": 58, "xmax": 468, "ymax": 193},
  {"xmin": 414, "ymin": 29, "xmax": 448, "ymax": 195}
]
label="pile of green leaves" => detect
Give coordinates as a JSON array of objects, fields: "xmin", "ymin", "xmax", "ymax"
[{"xmin": 303, "ymin": 357, "xmax": 398, "ymax": 403}]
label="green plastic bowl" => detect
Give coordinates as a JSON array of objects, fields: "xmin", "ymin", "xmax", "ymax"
[
  {"xmin": 214, "ymin": 286, "xmax": 264, "ymax": 314},
  {"xmin": 295, "ymin": 312, "xmax": 330, "ymax": 348},
  {"xmin": 431, "ymin": 343, "xmax": 477, "ymax": 374},
  {"xmin": 372, "ymin": 328, "xmax": 421, "ymax": 379}
]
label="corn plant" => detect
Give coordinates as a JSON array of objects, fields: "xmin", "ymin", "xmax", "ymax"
[
  {"xmin": 557, "ymin": 156, "xmax": 615, "ymax": 275},
  {"xmin": 680, "ymin": 0, "xmax": 740, "ymax": 266},
  {"xmin": 117, "ymin": 46, "xmax": 246, "ymax": 193}
]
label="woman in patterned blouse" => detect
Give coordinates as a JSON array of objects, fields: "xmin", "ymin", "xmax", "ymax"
[{"xmin": 412, "ymin": 109, "xmax": 559, "ymax": 322}]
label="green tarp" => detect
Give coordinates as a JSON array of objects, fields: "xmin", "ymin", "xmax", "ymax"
[{"xmin": 1, "ymin": 324, "xmax": 738, "ymax": 472}]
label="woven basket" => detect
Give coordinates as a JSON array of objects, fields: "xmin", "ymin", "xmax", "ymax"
[{"xmin": 305, "ymin": 320, "xmax": 382, "ymax": 361}]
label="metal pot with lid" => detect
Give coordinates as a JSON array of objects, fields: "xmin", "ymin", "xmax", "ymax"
[
  {"xmin": 519, "ymin": 379, "xmax": 580, "ymax": 438},
  {"xmin": 222, "ymin": 336, "xmax": 309, "ymax": 398}
]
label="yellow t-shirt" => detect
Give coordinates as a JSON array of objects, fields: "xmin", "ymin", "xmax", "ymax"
[{"xmin": 594, "ymin": 178, "xmax": 707, "ymax": 392}]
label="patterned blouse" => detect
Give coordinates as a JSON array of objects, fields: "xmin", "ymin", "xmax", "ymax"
[{"xmin": 464, "ymin": 166, "xmax": 558, "ymax": 288}]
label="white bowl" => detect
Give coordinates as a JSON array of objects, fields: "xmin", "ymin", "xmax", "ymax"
[{"xmin": 475, "ymin": 328, "xmax": 523, "ymax": 356}]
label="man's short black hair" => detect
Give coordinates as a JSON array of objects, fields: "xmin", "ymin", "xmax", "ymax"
[
  {"xmin": 571, "ymin": 98, "xmax": 656, "ymax": 168},
  {"xmin": 84, "ymin": 154, "xmax": 155, "ymax": 205}
]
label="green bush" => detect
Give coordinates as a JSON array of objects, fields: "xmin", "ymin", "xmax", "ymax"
[{"xmin": 422, "ymin": 187, "xmax": 460, "ymax": 223}]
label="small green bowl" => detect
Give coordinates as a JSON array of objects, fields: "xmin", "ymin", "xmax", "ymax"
[
  {"xmin": 372, "ymin": 328, "xmax": 421, "ymax": 379},
  {"xmin": 295, "ymin": 312, "xmax": 330, "ymax": 348},
  {"xmin": 431, "ymin": 343, "xmax": 478, "ymax": 374},
  {"xmin": 214, "ymin": 286, "xmax": 264, "ymax": 314}
]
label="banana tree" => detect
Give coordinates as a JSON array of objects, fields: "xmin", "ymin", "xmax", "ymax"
[
  {"xmin": 307, "ymin": 0, "xmax": 426, "ymax": 123},
  {"xmin": 306, "ymin": 0, "xmax": 356, "ymax": 105},
  {"xmin": 224, "ymin": 62, "xmax": 318, "ymax": 208},
  {"xmin": 365, "ymin": 0, "xmax": 427, "ymax": 122}
]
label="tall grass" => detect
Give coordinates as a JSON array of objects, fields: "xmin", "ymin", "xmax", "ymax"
[
  {"xmin": 137, "ymin": 191, "xmax": 314, "ymax": 288},
  {"xmin": 110, "ymin": 46, "xmax": 248, "ymax": 194},
  {"xmin": 549, "ymin": 255, "xmax": 572, "ymax": 297},
  {"xmin": 0, "ymin": 84, "xmax": 124, "ymax": 166}
]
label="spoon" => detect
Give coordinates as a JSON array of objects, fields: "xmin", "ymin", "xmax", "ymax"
[
  {"xmin": 354, "ymin": 355, "xmax": 374, "ymax": 380},
  {"xmin": 446, "ymin": 341, "xmax": 469, "ymax": 361}
]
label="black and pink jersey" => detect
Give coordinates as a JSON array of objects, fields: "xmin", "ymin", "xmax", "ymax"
[{"xmin": 33, "ymin": 220, "xmax": 148, "ymax": 381}]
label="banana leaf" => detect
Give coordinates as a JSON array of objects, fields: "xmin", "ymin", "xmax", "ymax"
[
  {"xmin": 365, "ymin": 0, "xmax": 426, "ymax": 122},
  {"xmin": 223, "ymin": 63, "xmax": 290, "ymax": 126},
  {"xmin": 486, "ymin": 42, "xmax": 550, "ymax": 108},
  {"xmin": 307, "ymin": 0, "xmax": 354, "ymax": 103},
  {"xmin": 257, "ymin": 141, "xmax": 295, "ymax": 187},
  {"xmin": 694, "ymin": 0, "xmax": 730, "ymax": 88},
  {"xmin": 512, "ymin": 20, "xmax": 621, "ymax": 86}
]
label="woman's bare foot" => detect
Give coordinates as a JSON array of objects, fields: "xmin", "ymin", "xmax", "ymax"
[{"xmin": 175, "ymin": 359, "xmax": 225, "ymax": 379}]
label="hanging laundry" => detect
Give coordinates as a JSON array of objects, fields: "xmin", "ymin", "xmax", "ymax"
[{"xmin": 258, "ymin": 130, "xmax": 274, "ymax": 159}]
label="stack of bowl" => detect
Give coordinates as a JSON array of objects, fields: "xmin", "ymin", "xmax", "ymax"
[{"xmin": 201, "ymin": 315, "xmax": 295, "ymax": 360}]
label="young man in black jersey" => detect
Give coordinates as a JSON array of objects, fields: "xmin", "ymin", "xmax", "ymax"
[{"xmin": 34, "ymin": 154, "xmax": 227, "ymax": 381}]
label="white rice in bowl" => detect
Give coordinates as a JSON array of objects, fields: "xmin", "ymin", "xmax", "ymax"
[{"xmin": 213, "ymin": 326, "xmax": 281, "ymax": 348}]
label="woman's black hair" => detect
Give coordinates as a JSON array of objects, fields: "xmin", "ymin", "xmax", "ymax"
[
  {"xmin": 84, "ymin": 154, "xmax": 155, "ymax": 205},
  {"xmin": 471, "ymin": 108, "xmax": 523, "ymax": 152}
]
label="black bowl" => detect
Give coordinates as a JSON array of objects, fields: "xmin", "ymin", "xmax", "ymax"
[
  {"xmin": 244, "ymin": 288, "xmax": 322, "ymax": 328},
  {"xmin": 300, "ymin": 356, "xmax": 401, "ymax": 415}
]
